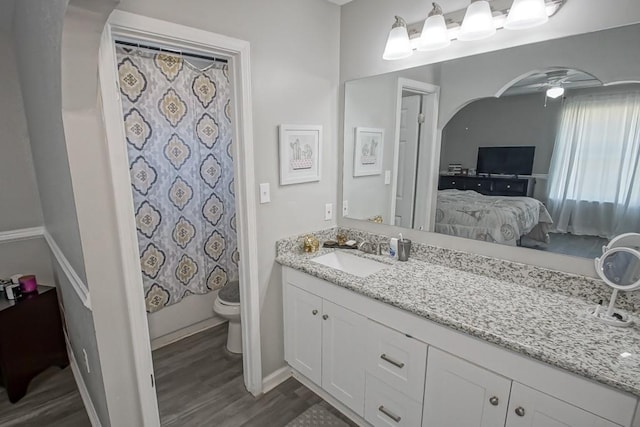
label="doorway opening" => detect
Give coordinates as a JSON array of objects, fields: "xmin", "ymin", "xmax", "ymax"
[{"xmin": 99, "ymin": 11, "xmax": 262, "ymax": 426}]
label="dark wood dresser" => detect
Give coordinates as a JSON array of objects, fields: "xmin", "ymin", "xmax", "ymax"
[
  {"xmin": 0, "ymin": 285, "xmax": 69, "ymax": 402},
  {"xmin": 438, "ymin": 174, "xmax": 536, "ymax": 197}
]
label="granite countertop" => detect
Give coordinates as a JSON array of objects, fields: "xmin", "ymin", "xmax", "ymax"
[{"xmin": 276, "ymin": 247, "xmax": 640, "ymax": 398}]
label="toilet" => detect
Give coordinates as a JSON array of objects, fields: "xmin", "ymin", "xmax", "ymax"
[{"xmin": 213, "ymin": 280, "xmax": 242, "ymax": 353}]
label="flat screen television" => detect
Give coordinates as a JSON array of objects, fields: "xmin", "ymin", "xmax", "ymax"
[{"xmin": 476, "ymin": 146, "xmax": 535, "ymax": 176}]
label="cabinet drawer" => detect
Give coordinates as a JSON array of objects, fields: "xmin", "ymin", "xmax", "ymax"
[
  {"xmin": 494, "ymin": 180, "xmax": 526, "ymax": 194},
  {"xmin": 464, "ymin": 178, "xmax": 493, "ymax": 193},
  {"xmin": 438, "ymin": 176, "xmax": 465, "ymax": 190},
  {"xmin": 365, "ymin": 374, "xmax": 423, "ymax": 427},
  {"xmin": 366, "ymin": 320, "xmax": 427, "ymax": 401}
]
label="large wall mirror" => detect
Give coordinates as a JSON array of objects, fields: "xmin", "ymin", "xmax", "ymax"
[{"xmin": 342, "ymin": 23, "xmax": 640, "ymax": 259}]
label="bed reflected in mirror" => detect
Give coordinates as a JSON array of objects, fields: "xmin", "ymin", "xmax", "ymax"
[{"xmin": 438, "ymin": 74, "xmax": 640, "ymax": 259}]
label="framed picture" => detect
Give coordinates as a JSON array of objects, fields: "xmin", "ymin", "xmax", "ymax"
[
  {"xmin": 353, "ymin": 127, "xmax": 384, "ymax": 176},
  {"xmin": 279, "ymin": 124, "xmax": 322, "ymax": 185}
]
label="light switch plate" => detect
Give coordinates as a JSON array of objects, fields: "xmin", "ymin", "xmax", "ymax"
[
  {"xmin": 342, "ymin": 200, "xmax": 349, "ymax": 216},
  {"xmin": 259, "ymin": 183, "xmax": 270, "ymax": 204},
  {"xmin": 384, "ymin": 170, "xmax": 391, "ymax": 185},
  {"xmin": 325, "ymin": 203, "xmax": 333, "ymax": 221}
]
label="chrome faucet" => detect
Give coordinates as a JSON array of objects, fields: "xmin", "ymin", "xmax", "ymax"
[{"xmin": 358, "ymin": 240, "xmax": 383, "ymax": 255}]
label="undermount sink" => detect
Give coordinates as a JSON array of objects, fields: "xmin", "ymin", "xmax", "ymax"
[{"xmin": 311, "ymin": 251, "xmax": 389, "ymax": 278}]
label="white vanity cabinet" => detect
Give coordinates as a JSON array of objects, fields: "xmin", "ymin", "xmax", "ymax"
[
  {"xmin": 284, "ymin": 282, "xmax": 367, "ymax": 415},
  {"xmin": 281, "ymin": 267, "xmax": 638, "ymax": 427},
  {"xmin": 506, "ymin": 383, "xmax": 620, "ymax": 427},
  {"xmin": 423, "ymin": 349, "xmax": 621, "ymax": 427},
  {"xmin": 423, "ymin": 348, "xmax": 511, "ymax": 427}
]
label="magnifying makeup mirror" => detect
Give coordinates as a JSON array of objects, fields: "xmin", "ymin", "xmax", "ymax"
[{"xmin": 593, "ymin": 234, "xmax": 640, "ymax": 327}]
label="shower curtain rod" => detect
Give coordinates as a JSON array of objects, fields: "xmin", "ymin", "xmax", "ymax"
[{"xmin": 115, "ymin": 40, "xmax": 228, "ymax": 64}]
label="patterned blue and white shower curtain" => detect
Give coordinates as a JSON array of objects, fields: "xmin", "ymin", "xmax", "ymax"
[{"xmin": 116, "ymin": 46, "xmax": 238, "ymax": 313}]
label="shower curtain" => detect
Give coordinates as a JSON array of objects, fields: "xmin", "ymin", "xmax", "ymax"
[{"xmin": 116, "ymin": 46, "xmax": 238, "ymax": 313}]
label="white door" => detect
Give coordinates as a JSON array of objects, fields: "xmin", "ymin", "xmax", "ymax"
[
  {"xmin": 284, "ymin": 284, "xmax": 322, "ymax": 386},
  {"xmin": 395, "ymin": 94, "xmax": 421, "ymax": 228},
  {"xmin": 423, "ymin": 348, "xmax": 511, "ymax": 427},
  {"xmin": 506, "ymin": 383, "xmax": 620, "ymax": 427},
  {"xmin": 321, "ymin": 300, "xmax": 367, "ymax": 416}
]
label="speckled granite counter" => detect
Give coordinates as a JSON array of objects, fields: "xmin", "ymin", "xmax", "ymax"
[{"xmin": 276, "ymin": 228, "xmax": 640, "ymax": 398}]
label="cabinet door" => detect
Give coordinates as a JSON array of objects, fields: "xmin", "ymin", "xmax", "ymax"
[
  {"xmin": 284, "ymin": 284, "xmax": 322, "ymax": 386},
  {"xmin": 322, "ymin": 300, "xmax": 367, "ymax": 416},
  {"xmin": 506, "ymin": 383, "xmax": 620, "ymax": 427},
  {"xmin": 423, "ymin": 348, "xmax": 511, "ymax": 427}
]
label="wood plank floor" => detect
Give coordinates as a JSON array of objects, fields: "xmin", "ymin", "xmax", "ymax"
[
  {"xmin": 154, "ymin": 323, "xmax": 356, "ymax": 426},
  {"xmin": 0, "ymin": 323, "xmax": 355, "ymax": 426}
]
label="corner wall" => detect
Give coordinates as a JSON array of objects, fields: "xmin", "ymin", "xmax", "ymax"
[{"xmin": 12, "ymin": 0, "xmax": 109, "ymax": 424}]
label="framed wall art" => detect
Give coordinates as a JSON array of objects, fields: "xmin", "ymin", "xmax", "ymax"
[
  {"xmin": 279, "ymin": 124, "xmax": 322, "ymax": 185},
  {"xmin": 353, "ymin": 127, "xmax": 384, "ymax": 176}
]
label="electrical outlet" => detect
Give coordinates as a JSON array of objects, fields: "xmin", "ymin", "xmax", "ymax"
[
  {"xmin": 325, "ymin": 203, "xmax": 333, "ymax": 221},
  {"xmin": 82, "ymin": 348, "xmax": 90, "ymax": 374},
  {"xmin": 342, "ymin": 200, "xmax": 349, "ymax": 217}
]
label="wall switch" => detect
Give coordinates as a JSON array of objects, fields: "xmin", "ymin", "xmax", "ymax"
[
  {"xmin": 325, "ymin": 203, "xmax": 333, "ymax": 221},
  {"xmin": 342, "ymin": 200, "xmax": 349, "ymax": 217},
  {"xmin": 82, "ymin": 348, "xmax": 90, "ymax": 374},
  {"xmin": 384, "ymin": 170, "xmax": 391, "ymax": 185},
  {"xmin": 259, "ymin": 183, "xmax": 271, "ymax": 204}
]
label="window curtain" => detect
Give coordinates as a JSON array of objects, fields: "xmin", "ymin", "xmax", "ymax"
[
  {"xmin": 116, "ymin": 46, "xmax": 238, "ymax": 313},
  {"xmin": 547, "ymin": 90, "xmax": 640, "ymax": 238}
]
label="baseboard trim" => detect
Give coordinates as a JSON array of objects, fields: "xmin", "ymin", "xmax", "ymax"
[
  {"xmin": 43, "ymin": 230, "xmax": 91, "ymax": 310},
  {"xmin": 66, "ymin": 337, "xmax": 102, "ymax": 427},
  {"xmin": 0, "ymin": 226, "xmax": 45, "ymax": 243},
  {"xmin": 262, "ymin": 366, "xmax": 292, "ymax": 394},
  {"xmin": 150, "ymin": 316, "xmax": 225, "ymax": 351},
  {"xmin": 291, "ymin": 370, "xmax": 367, "ymax": 427}
]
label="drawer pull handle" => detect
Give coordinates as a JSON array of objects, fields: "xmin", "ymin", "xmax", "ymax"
[
  {"xmin": 489, "ymin": 396, "xmax": 499, "ymax": 406},
  {"xmin": 380, "ymin": 354, "xmax": 405, "ymax": 369},
  {"xmin": 378, "ymin": 405, "xmax": 401, "ymax": 423},
  {"xmin": 312, "ymin": 309, "xmax": 318, "ymax": 315},
  {"xmin": 322, "ymin": 314, "xmax": 329, "ymax": 320},
  {"xmin": 515, "ymin": 407, "xmax": 525, "ymax": 417}
]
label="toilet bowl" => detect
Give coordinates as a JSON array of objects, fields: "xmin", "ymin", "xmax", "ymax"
[{"xmin": 213, "ymin": 280, "xmax": 242, "ymax": 354}]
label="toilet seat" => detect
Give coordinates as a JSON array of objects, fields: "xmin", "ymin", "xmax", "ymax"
[{"xmin": 218, "ymin": 280, "xmax": 240, "ymax": 306}]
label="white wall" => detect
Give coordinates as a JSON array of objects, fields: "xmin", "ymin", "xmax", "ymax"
[
  {"xmin": 440, "ymin": 93, "xmax": 561, "ymax": 175},
  {"xmin": 343, "ymin": 74, "xmax": 397, "ymax": 221},
  {"xmin": 114, "ymin": 0, "xmax": 340, "ymax": 379},
  {"xmin": 340, "ymin": 0, "xmax": 640, "ymax": 82}
]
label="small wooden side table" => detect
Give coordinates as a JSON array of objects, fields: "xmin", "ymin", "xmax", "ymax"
[{"xmin": 0, "ymin": 285, "xmax": 69, "ymax": 402}]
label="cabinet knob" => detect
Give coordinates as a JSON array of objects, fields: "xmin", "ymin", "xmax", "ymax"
[
  {"xmin": 312, "ymin": 309, "xmax": 318, "ymax": 316},
  {"xmin": 489, "ymin": 396, "xmax": 499, "ymax": 406},
  {"xmin": 322, "ymin": 314, "xmax": 328, "ymax": 320},
  {"xmin": 515, "ymin": 407, "xmax": 525, "ymax": 417},
  {"xmin": 452, "ymin": 181, "xmax": 456, "ymax": 184},
  {"xmin": 507, "ymin": 185, "xmax": 511, "ymax": 189},
  {"xmin": 478, "ymin": 183, "xmax": 481, "ymax": 186}
]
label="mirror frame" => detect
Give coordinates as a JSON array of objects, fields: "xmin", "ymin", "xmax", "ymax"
[{"xmin": 595, "ymin": 247, "xmax": 640, "ymax": 291}]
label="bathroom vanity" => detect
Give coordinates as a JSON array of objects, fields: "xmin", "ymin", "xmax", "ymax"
[{"xmin": 277, "ymin": 232, "xmax": 640, "ymax": 427}]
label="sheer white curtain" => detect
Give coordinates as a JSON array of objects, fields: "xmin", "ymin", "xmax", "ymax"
[{"xmin": 547, "ymin": 90, "xmax": 640, "ymax": 238}]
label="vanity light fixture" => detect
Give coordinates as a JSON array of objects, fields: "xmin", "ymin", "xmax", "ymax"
[
  {"xmin": 458, "ymin": 0, "xmax": 496, "ymax": 41},
  {"xmin": 546, "ymin": 85, "xmax": 565, "ymax": 99},
  {"xmin": 382, "ymin": 0, "xmax": 567, "ymax": 60},
  {"xmin": 505, "ymin": 0, "xmax": 548, "ymax": 29},
  {"xmin": 383, "ymin": 16, "xmax": 413, "ymax": 61},
  {"xmin": 417, "ymin": 3, "xmax": 451, "ymax": 51}
]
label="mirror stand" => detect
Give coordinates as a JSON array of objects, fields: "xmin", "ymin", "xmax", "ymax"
[{"xmin": 592, "ymin": 289, "xmax": 633, "ymax": 327}]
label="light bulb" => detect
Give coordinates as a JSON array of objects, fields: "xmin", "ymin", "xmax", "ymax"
[
  {"xmin": 383, "ymin": 16, "xmax": 413, "ymax": 60},
  {"xmin": 458, "ymin": 0, "xmax": 496, "ymax": 41},
  {"xmin": 546, "ymin": 86, "xmax": 564, "ymax": 99},
  {"xmin": 505, "ymin": 0, "xmax": 548, "ymax": 30}
]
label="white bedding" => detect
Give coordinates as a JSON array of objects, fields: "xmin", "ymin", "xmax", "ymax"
[{"xmin": 435, "ymin": 190, "xmax": 553, "ymax": 246}]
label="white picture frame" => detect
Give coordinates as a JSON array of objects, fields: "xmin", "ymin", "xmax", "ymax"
[
  {"xmin": 279, "ymin": 124, "xmax": 322, "ymax": 185},
  {"xmin": 354, "ymin": 127, "xmax": 384, "ymax": 176}
]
